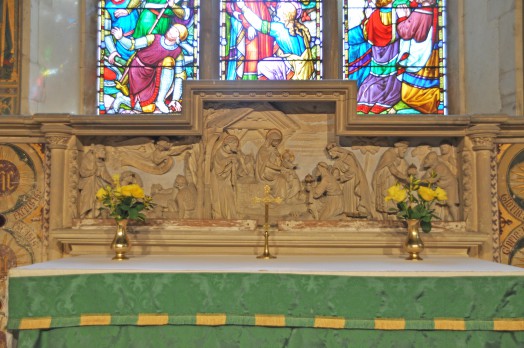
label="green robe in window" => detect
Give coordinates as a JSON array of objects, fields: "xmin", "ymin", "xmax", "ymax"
[{"xmin": 133, "ymin": 1, "xmax": 186, "ymax": 37}]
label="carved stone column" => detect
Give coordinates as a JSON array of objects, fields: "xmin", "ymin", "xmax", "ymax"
[
  {"xmin": 43, "ymin": 126, "xmax": 72, "ymax": 259},
  {"xmin": 467, "ymin": 124, "xmax": 499, "ymax": 260}
]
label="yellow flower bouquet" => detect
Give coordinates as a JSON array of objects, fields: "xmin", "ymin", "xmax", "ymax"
[
  {"xmin": 385, "ymin": 173, "xmax": 447, "ymax": 233},
  {"xmin": 96, "ymin": 175, "xmax": 154, "ymax": 222}
]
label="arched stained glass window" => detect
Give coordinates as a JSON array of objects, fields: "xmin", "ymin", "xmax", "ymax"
[
  {"xmin": 219, "ymin": 1, "xmax": 322, "ymax": 80},
  {"xmin": 97, "ymin": 0, "xmax": 200, "ymax": 115},
  {"xmin": 343, "ymin": 0, "xmax": 447, "ymax": 115}
]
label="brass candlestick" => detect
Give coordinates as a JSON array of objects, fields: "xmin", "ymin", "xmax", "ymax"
[{"xmin": 254, "ymin": 185, "xmax": 282, "ymax": 259}]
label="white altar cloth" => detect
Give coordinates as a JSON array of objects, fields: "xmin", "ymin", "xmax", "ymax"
[{"xmin": 9, "ymin": 255, "xmax": 524, "ymax": 277}]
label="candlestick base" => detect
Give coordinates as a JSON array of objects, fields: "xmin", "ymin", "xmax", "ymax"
[
  {"xmin": 257, "ymin": 228, "xmax": 276, "ymax": 259},
  {"xmin": 257, "ymin": 253, "xmax": 277, "ymax": 259}
]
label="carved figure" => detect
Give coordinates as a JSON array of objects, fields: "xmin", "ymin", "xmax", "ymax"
[
  {"xmin": 311, "ymin": 162, "xmax": 344, "ymax": 220},
  {"xmin": 439, "ymin": 140, "xmax": 458, "ymax": 176},
  {"xmin": 172, "ymin": 174, "xmax": 197, "ymax": 219},
  {"xmin": 210, "ymin": 134, "xmax": 248, "ymax": 219},
  {"xmin": 119, "ymin": 170, "xmax": 143, "ymax": 186},
  {"xmin": 170, "ymin": 153, "xmax": 198, "ymax": 218},
  {"xmin": 326, "ymin": 143, "xmax": 375, "ymax": 218},
  {"xmin": 280, "ymin": 149, "xmax": 302, "ymax": 201},
  {"xmin": 150, "ymin": 183, "xmax": 175, "ymax": 218},
  {"xmin": 372, "ymin": 140, "xmax": 410, "ymax": 219},
  {"xmin": 78, "ymin": 145, "xmax": 113, "ymax": 219},
  {"xmin": 152, "ymin": 136, "xmax": 190, "ymax": 164},
  {"xmin": 422, "ymin": 151, "xmax": 460, "ymax": 221},
  {"xmin": 256, "ymin": 129, "xmax": 288, "ymax": 199},
  {"xmin": 116, "ymin": 136, "xmax": 192, "ymax": 174}
]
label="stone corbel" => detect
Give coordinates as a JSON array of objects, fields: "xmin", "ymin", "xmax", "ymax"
[{"xmin": 466, "ymin": 123, "xmax": 500, "ymax": 261}]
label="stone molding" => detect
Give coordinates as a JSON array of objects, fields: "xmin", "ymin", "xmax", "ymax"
[{"xmin": 52, "ymin": 220, "xmax": 486, "ymax": 258}]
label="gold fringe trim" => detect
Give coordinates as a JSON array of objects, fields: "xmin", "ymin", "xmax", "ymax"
[
  {"xmin": 314, "ymin": 316, "xmax": 345, "ymax": 329},
  {"xmin": 196, "ymin": 313, "xmax": 227, "ymax": 326},
  {"xmin": 493, "ymin": 319, "xmax": 524, "ymax": 331},
  {"xmin": 137, "ymin": 313, "xmax": 169, "ymax": 326},
  {"xmin": 79, "ymin": 314, "xmax": 111, "ymax": 326},
  {"xmin": 434, "ymin": 318, "xmax": 466, "ymax": 331},
  {"xmin": 255, "ymin": 314, "xmax": 286, "ymax": 327},
  {"xmin": 374, "ymin": 318, "xmax": 406, "ymax": 330},
  {"xmin": 19, "ymin": 317, "xmax": 52, "ymax": 330}
]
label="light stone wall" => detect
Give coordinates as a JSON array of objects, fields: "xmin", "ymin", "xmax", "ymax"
[
  {"xmin": 22, "ymin": 0, "xmax": 81, "ymax": 114},
  {"xmin": 462, "ymin": 0, "xmax": 518, "ymax": 115}
]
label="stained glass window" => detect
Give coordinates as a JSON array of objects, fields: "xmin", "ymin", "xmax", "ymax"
[
  {"xmin": 0, "ymin": 0, "xmax": 20, "ymax": 115},
  {"xmin": 219, "ymin": 0, "xmax": 322, "ymax": 80},
  {"xmin": 343, "ymin": 0, "xmax": 447, "ymax": 115},
  {"xmin": 97, "ymin": 0, "xmax": 200, "ymax": 115}
]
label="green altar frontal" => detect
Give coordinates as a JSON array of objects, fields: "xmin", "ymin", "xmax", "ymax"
[{"xmin": 8, "ymin": 255, "xmax": 524, "ymax": 347}]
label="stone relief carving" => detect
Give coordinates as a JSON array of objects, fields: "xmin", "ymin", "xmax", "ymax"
[
  {"xmin": 470, "ymin": 136, "xmax": 494, "ymax": 150},
  {"xmin": 411, "ymin": 144, "xmax": 432, "ymax": 163},
  {"xmin": 372, "ymin": 140, "xmax": 410, "ymax": 220},
  {"xmin": 107, "ymin": 136, "xmax": 192, "ymax": 175},
  {"xmin": 172, "ymin": 172, "xmax": 197, "ymax": 219},
  {"xmin": 68, "ymin": 149, "xmax": 79, "ymax": 219},
  {"xmin": 78, "ymin": 144, "xmax": 113, "ymax": 219},
  {"xmin": 309, "ymin": 162, "xmax": 344, "ymax": 220},
  {"xmin": 149, "ymin": 182, "xmax": 174, "ymax": 218},
  {"xmin": 120, "ymin": 170, "xmax": 143, "ymax": 186},
  {"xmin": 462, "ymin": 150, "xmax": 474, "ymax": 224},
  {"xmin": 439, "ymin": 140, "xmax": 458, "ymax": 176},
  {"xmin": 210, "ymin": 134, "xmax": 249, "ymax": 219},
  {"xmin": 45, "ymin": 135, "xmax": 70, "ymax": 147},
  {"xmin": 73, "ymin": 116, "xmax": 463, "ymax": 225},
  {"xmin": 280, "ymin": 149, "xmax": 303, "ymax": 203},
  {"xmin": 256, "ymin": 129, "xmax": 294, "ymax": 202},
  {"xmin": 43, "ymin": 146, "xmax": 51, "ymax": 252},
  {"xmin": 326, "ymin": 143, "xmax": 376, "ymax": 219},
  {"xmin": 421, "ymin": 151, "xmax": 460, "ymax": 221}
]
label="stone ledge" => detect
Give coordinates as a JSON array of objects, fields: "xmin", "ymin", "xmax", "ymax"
[{"xmin": 52, "ymin": 220, "xmax": 488, "ymax": 259}]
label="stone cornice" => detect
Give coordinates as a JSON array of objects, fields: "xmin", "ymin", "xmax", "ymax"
[{"xmin": 0, "ymin": 111, "xmax": 522, "ymax": 139}]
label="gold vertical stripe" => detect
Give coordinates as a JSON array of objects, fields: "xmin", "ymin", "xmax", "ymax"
[
  {"xmin": 80, "ymin": 314, "xmax": 112, "ymax": 326},
  {"xmin": 314, "ymin": 316, "xmax": 346, "ymax": 329},
  {"xmin": 434, "ymin": 319, "xmax": 466, "ymax": 331},
  {"xmin": 374, "ymin": 318, "xmax": 406, "ymax": 330},
  {"xmin": 493, "ymin": 319, "xmax": 524, "ymax": 331},
  {"xmin": 19, "ymin": 317, "xmax": 52, "ymax": 330},
  {"xmin": 195, "ymin": 313, "xmax": 227, "ymax": 326},
  {"xmin": 255, "ymin": 314, "xmax": 286, "ymax": 327},
  {"xmin": 137, "ymin": 313, "xmax": 169, "ymax": 326}
]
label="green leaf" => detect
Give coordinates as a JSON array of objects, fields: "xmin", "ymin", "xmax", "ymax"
[
  {"xmin": 128, "ymin": 209, "xmax": 138, "ymax": 220},
  {"xmin": 421, "ymin": 215, "xmax": 432, "ymax": 222},
  {"xmin": 421, "ymin": 220, "xmax": 432, "ymax": 233}
]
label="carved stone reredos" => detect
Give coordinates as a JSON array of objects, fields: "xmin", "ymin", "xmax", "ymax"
[{"xmin": 74, "ymin": 102, "xmax": 463, "ymax": 224}]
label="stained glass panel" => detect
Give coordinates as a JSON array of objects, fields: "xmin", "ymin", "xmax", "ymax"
[
  {"xmin": 97, "ymin": 0, "xmax": 200, "ymax": 115},
  {"xmin": 343, "ymin": 0, "xmax": 447, "ymax": 115},
  {"xmin": 0, "ymin": 0, "xmax": 20, "ymax": 115},
  {"xmin": 219, "ymin": 0, "xmax": 322, "ymax": 80}
]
